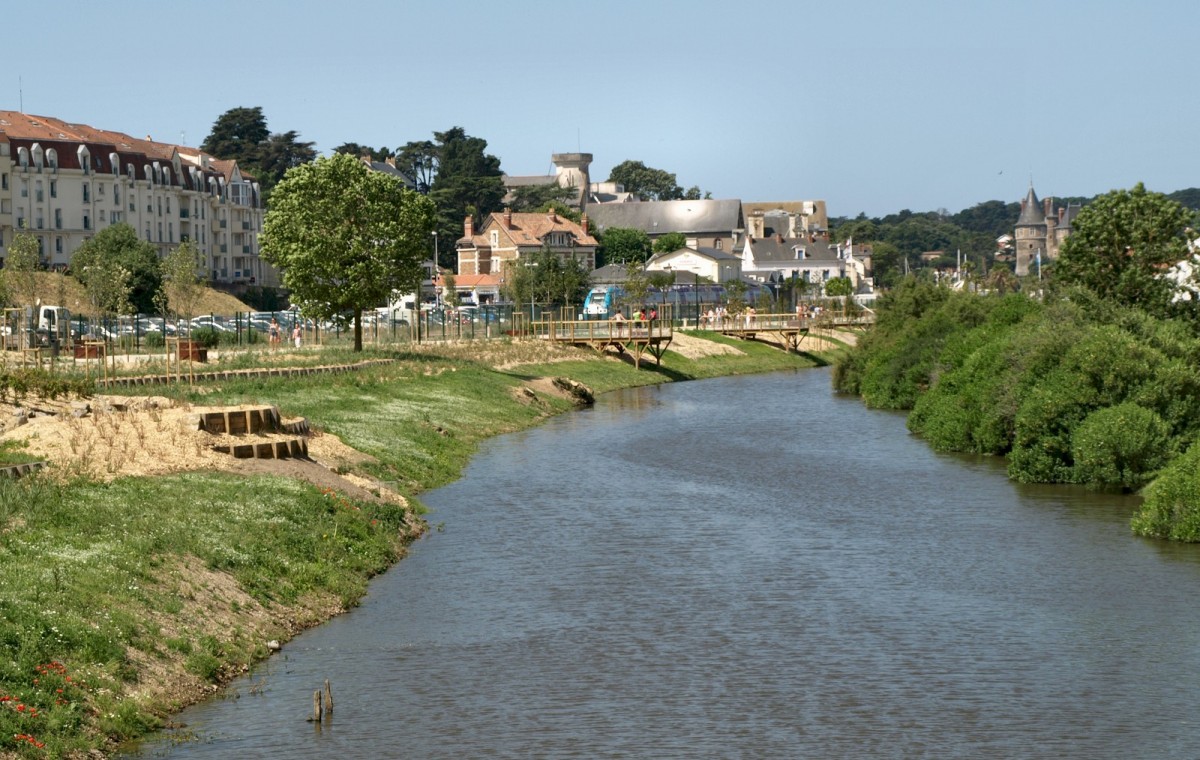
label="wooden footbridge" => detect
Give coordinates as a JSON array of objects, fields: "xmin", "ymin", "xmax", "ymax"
[
  {"xmin": 707, "ymin": 311, "xmax": 875, "ymax": 352},
  {"xmin": 525, "ymin": 318, "xmax": 673, "ymax": 368}
]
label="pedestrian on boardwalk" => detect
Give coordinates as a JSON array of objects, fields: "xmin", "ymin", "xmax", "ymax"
[{"xmin": 293, "ymin": 323, "xmax": 302, "ymax": 348}]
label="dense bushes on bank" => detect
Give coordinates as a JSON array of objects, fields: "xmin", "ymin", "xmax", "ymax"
[{"xmin": 834, "ymin": 281, "xmax": 1200, "ymax": 520}]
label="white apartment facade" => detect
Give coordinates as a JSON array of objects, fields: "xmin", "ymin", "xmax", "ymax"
[{"xmin": 0, "ymin": 112, "xmax": 272, "ymax": 286}]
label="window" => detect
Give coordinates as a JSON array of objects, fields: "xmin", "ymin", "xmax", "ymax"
[
  {"xmin": 169, "ymin": 222, "xmax": 174, "ymax": 242},
  {"xmin": 46, "ymin": 149, "xmax": 57, "ymax": 171},
  {"xmin": 714, "ymin": 239, "xmax": 722, "ymax": 250},
  {"xmin": 20, "ymin": 180, "xmax": 27, "ymax": 198},
  {"xmin": 98, "ymin": 183, "xmax": 105, "ymax": 197},
  {"xmin": 113, "ymin": 186, "xmax": 119, "ymax": 204},
  {"xmin": 99, "ymin": 210, "xmax": 107, "ymax": 223},
  {"xmin": 55, "ymin": 237, "xmax": 63, "ymax": 254},
  {"xmin": 1, "ymin": 174, "xmax": 6, "ymax": 190},
  {"xmin": 35, "ymin": 212, "xmax": 43, "ymax": 229},
  {"xmin": 54, "ymin": 209, "xmax": 62, "ymax": 229},
  {"xmin": 145, "ymin": 225, "xmax": 151, "ymax": 241},
  {"xmin": 49, "ymin": 180, "xmax": 56, "ymax": 199},
  {"xmin": 82, "ymin": 183, "xmax": 90, "ymax": 203},
  {"xmin": 157, "ymin": 197, "xmax": 162, "ymax": 216},
  {"xmin": 83, "ymin": 214, "xmax": 91, "ymax": 230},
  {"xmin": 157, "ymin": 222, "xmax": 162, "ymax": 242},
  {"xmin": 35, "ymin": 180, "xmax": 42, "ymax": 202}
]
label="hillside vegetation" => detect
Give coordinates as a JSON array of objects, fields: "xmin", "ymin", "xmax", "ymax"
[
  {"xmin": 833, "ymin": 280, "xmax": 1200, "ymax": 540},
  {"xmin": 17, "ymin": 272, "xmax": 252, "ymax": 318}
]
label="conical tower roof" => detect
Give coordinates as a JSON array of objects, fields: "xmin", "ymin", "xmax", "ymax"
[{"xmin": 1016, "ymin": 185, "xmax": 1045, "ymax": 226}]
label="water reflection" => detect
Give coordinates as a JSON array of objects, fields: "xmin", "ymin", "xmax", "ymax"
[{"xmin": 129, "ymin": 369, "xmax": 1200, "ymax": 759}]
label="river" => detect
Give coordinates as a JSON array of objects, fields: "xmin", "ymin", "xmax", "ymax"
[{"xmin": 127, "ymin": 368, "xmax": 1200, "ymax": 758}]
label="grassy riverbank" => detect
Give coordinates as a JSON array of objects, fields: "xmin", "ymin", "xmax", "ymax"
[{"xmin": 0, "ymin": 332, "xmax": 832, "ymax": 757}]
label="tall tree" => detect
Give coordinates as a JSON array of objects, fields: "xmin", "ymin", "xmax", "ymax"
[
  {"xmin": 428, "ymin": 127, "xmax": 505, "ymax": 269},
  {"xmin": 255, "ymin": 131, "xmax": 317, "ymax": 192},
  {"xmin": 333, "ymin": 143, "xmax": 393, "ymax": 162},
  {"xmin": 200, "ymin": 107, "xmax": 269, "ymax": 166},
  {"xmin": 1055, "ymin": 183, "xmax": 1193, "ymax": 318},
  {"xmin": 71, "ymin": 224, "xmax": 162, "ymax": 314},
  {"xmin": 608, "ymin": 160, "xmax": 703, "ymax": 201},
  {"xmin": 395, "ymin": 140, "xmax": 438, "ymax": 194},
  {"xmin": 261, "ymin": 153, "xmax": 436, "ymax": 351}
]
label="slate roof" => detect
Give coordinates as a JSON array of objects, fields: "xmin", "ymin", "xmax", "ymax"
[
  {"xmin": 745, "ymin": 237, "xmax": 841, "ymax": 264},
  {"xmin": 585, "ymin": 199, "xmax": 744, "ymax": 236},
  {"xmin": 1016, "ymin": 186, "xmax": 1045, "ymax": 226},
  {"xmin": 364, "ymin": 159, "xmax": 415, "ymax": 188},
  {"xmin": 647, "ymin": 247, "xmax": 741, "ymax": 267}
]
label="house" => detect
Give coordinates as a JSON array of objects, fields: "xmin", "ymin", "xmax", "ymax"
[
  {"xmin": 584, "ymin": 199, "xmax": 745, "ymax": 252},
  {"xmin": 361, "ymin": 156, "xmax": 415, "ymax": 189},
  {"xmin": 742, "ymin": 201, "xmax": 829, "ymax": 238},
  {"xmin": 0, "ymin": 111, "xmax": 269, "ymax": 287},
  {"xmin": 455, "ymin": 208, "xmax": 598, "ymax": 302},
  {"xmin": 645, "ymin": 246, "xmax": 742, "ymax": 284},
  {"xmin": 739, "ymin": 233, "xmax": 867, "ymax": 294}
]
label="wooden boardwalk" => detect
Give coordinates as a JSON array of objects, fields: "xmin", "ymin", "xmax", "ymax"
[
  {"xmin": 711, "ymin": 312, "xmax": 874, "ymax": 353},
  {"xmin": 528, "ymin": 319, "xmax": 673, "ymax": 368}
]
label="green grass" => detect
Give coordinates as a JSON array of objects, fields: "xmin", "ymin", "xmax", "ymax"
[{"xmin": 0, "ymin": 333, "xmax": 831, "ymax": 756}]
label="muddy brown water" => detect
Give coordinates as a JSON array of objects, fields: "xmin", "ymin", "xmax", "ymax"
[{"xmin": 127, "ymin": 368, "xmax": 1200, "ymax": 758}]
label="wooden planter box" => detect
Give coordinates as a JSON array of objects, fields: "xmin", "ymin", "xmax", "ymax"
[
  {"xmin": 177, "ymin": 340, "xmax": 209, "ymax": 363},
  {"xmin": 74, "ymin": 344, "xmax": 104, "ymax": 359}
]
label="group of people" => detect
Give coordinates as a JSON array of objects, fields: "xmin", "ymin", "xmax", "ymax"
[
  {"xmin": 267, "ymin": 317, "xmax": 303, "ymax": 350},
  {"xmin": 698, "ymin": 305, "xmax": 755, "ymax": 328}
]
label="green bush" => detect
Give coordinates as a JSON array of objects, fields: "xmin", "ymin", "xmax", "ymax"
[
  {"xmin": 1072, "ymin": 403, "xmax": 1171, "ymax": 489},
  {"xmin": 144, "ymin": 331, "xmax": 165, "ymax": 348},
  {"xmin": 189, "ymin": 327, "xmax": 221, "ymax": 348},
  {"xmin": 1132, "ymin": 441, "xmax": 1200, "ymax": 541}
]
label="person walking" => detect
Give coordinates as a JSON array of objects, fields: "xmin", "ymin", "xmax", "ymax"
[{"xmin": 292, "ymin": 322, "xmax": 302, "ymax": 349}]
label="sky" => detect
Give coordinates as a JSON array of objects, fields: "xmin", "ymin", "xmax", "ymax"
[{"xmin": 10, "ymin": 0, "xmax": 1200, "ymax": 219}]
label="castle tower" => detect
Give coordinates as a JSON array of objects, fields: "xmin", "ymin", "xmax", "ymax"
[
  {"xmin": 551, "ymin": 153, "xmax": 592, "ymax": 209},
  {"xmin": 1014, "ymin": 185, "xmax": 1047, "ymax": 277}
]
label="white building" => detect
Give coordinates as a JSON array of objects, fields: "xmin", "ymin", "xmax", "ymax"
[{"xmin": 0, "ymin": 111, "xmax": 271, "ymax": 286}]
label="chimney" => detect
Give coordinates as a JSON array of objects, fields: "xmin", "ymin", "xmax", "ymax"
[
  {"xmin": 1043, "ymin": 197, "xmax": 1052, "ymax": 217},
  {"xmin": 385, "ymin": 156, "xmax": 396, "ymax": 168},
  {"xmin": 547, "ymin": 209, "xmax": 558, "ymax": 223},
  {"xmin": 776, "ymin": 233, "xmax": 784, "ymax": 243},
  {"xmin": 464, "ymin": 215, "xmax": 474, "ymax": 239},
  {"xmin": 1058, "ymin": 208, "xmax": 1065, "ymax": 222},
  {"xmin": 503, "ymin": 207, "xmax": 513, "ymax": 229},
  {"xmin": 580, "ymin": 213, "xmax": 588, "ymax": 235}
]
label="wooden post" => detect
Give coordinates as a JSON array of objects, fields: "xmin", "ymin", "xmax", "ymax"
[
  {"xmin": 324, "ymin": 679, "xmax": 334, "ymax": 714},
  {"xmin": 308, "ymin": 689, "xmax": 322, "ymax": 722}
]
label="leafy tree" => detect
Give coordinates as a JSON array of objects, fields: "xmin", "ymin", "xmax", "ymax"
[
  {"xmin": 71, "ymin": 223, "xmax": 161, "ymax": 314},
  {"xmin": 608, "ymin": 160, "xmax": 700, "ymax": 201},
  {"xmin": 500, "ymin": 248, "xmax": 590, "ymax": 309},
  {"xmin": 4, "ymin": 231, "xmax": 40, "ymax": 308},
  {"xmin": 255, "ymin": 131, "xmax": 317, "ymax": 193},
  {"xmin": 825, "ymin": 276, "xmax": 853, "ymax": 297},
  {"xmin": 951, "ymin": 200, "xmax": 1021, "ymax": 238},
  {"xmin": 600, "ymin": 227, "xmax": 652, "ymax": 265},
  {"xmin": 395, "ymin": 140, "xmax": 438, "ymax": 194},
  {"xmin": 261, "ymin": 153, "xmax": 436, "ymax": 351},
  {"xmin": 158, "ymin": 241, "xmax": 205, "ymax": 323},
  {"xmin": 1055, "ymin": 183, "xmax": 1192, "ymax": 318},
  {"xmin": 508, "ymin": 182, "xmax": 575, "ymax": 213},
  {"xmin": 1071, "ymin": 402, "xmax": 1171, "ymax": 490},
  {"xmin": 200, "ymin": 107, "xmax": 269, "ymax": 167},
  {"xmin": 652, "ymin": 232, "xmax": 687, "ymax": 254},
  {"xmin": 428, "ymin": 128, "xmax": 505, "ymax": 269},
  {"xmin": 622, "ymin": 263, "xmax": 651, "ymax": 310},
  {"xmin": 1133, "ymin": 440, "xmax": 1200, "ymax": 540},
  {"xmin": 333, "ymin": 143, "xmax": 393, "ymax": 161}
]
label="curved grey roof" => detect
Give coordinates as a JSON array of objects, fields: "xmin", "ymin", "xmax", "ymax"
[
  {"xmin": 1016, "ymin": 186, "xmax": 1045, "ymax": 226},
  {"xmin": 586, "ymin": 199, "xmax": 744, "ymax": 235}
]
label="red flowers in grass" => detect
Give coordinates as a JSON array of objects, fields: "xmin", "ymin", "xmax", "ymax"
[{"xmin": 13, "ymin": 733, "xmax": 44, "ymax": 748}]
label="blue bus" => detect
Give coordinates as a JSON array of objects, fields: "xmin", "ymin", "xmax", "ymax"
[{"xmin": 582, "ymin": 282, "xmax": 772, "ymax": 318}]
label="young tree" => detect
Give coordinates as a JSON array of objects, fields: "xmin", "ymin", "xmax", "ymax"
[
  {"xmin": 1055, "ymin": 183, "xmax": 1193, "ymax": 318},
  {"xmin": 71, "ymin": 224, "xmax": 161, "ymax": 313},
  {"xmin": 442, "ymin": 271, "xmax": 461, "ymax": 308},
  {"xmin": 652, "ymin": 232, "xmax": 687, "ymax": 255},
  {"xmin": 600, "ymin": 227, "xmax": 652, "ymax": 265},
  {"xmin": 261, "ymin": 153, "xmax": 436, "ymax": 351},
  {"xmin": 825, "ymin": 277, "xmax": 854, "ymax": 297},
  {"xmin": 158, "ymin": 241, "xmax": 205, "ymax": 324},
  {"xmin": 4, "ymin": 231, "xmax": 40, "ymax": 309}
]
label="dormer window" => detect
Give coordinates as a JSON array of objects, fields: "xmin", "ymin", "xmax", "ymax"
[
  {"xmin": 31, "ymin": 143, "xmax": 43, "ymax": 171},
  {"xmin": 77, "ymin": 145, "xmax": 91, "ymax": 174},
  {"xmin": 109, "ymin": 153, "xmax": 119, "ymax": 175},
  {"xmin": 46, "ymin": 148, "xmax": 58, "ymax": 171},
  {"xmin": 490, "ymin": 230, "xmax": 499, "ymax": 248},
  {"xmin": 17, "ymin": 146, "xmax": 29, "ymax": 169}
]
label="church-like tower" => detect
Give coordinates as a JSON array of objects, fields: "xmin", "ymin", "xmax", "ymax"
[{"xmin": 1014, "ymin": 185, "xmax": 1046, "ymax": 277}]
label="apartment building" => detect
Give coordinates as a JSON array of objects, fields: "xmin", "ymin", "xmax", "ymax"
[{"xmin": 0, "ymin": 111, "xmax": 273, "ymax": 286}]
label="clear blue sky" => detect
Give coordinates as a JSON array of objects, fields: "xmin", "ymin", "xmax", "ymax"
[{"xmin": 11, "ymin": 0, "xmax": 1199, "ymax": 218}]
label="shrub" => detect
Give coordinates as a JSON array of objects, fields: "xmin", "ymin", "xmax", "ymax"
[
  {"xmin": 1072, "ymin": 403, "xmax": 1171, "ymax": 489},
  {"xmin": 1132, "ymin": 441, "xmax": 1200, "ymax": 541},
  {"xmin": 189, "ymin": 327, "xmax": 221, "ymax": 348}
]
